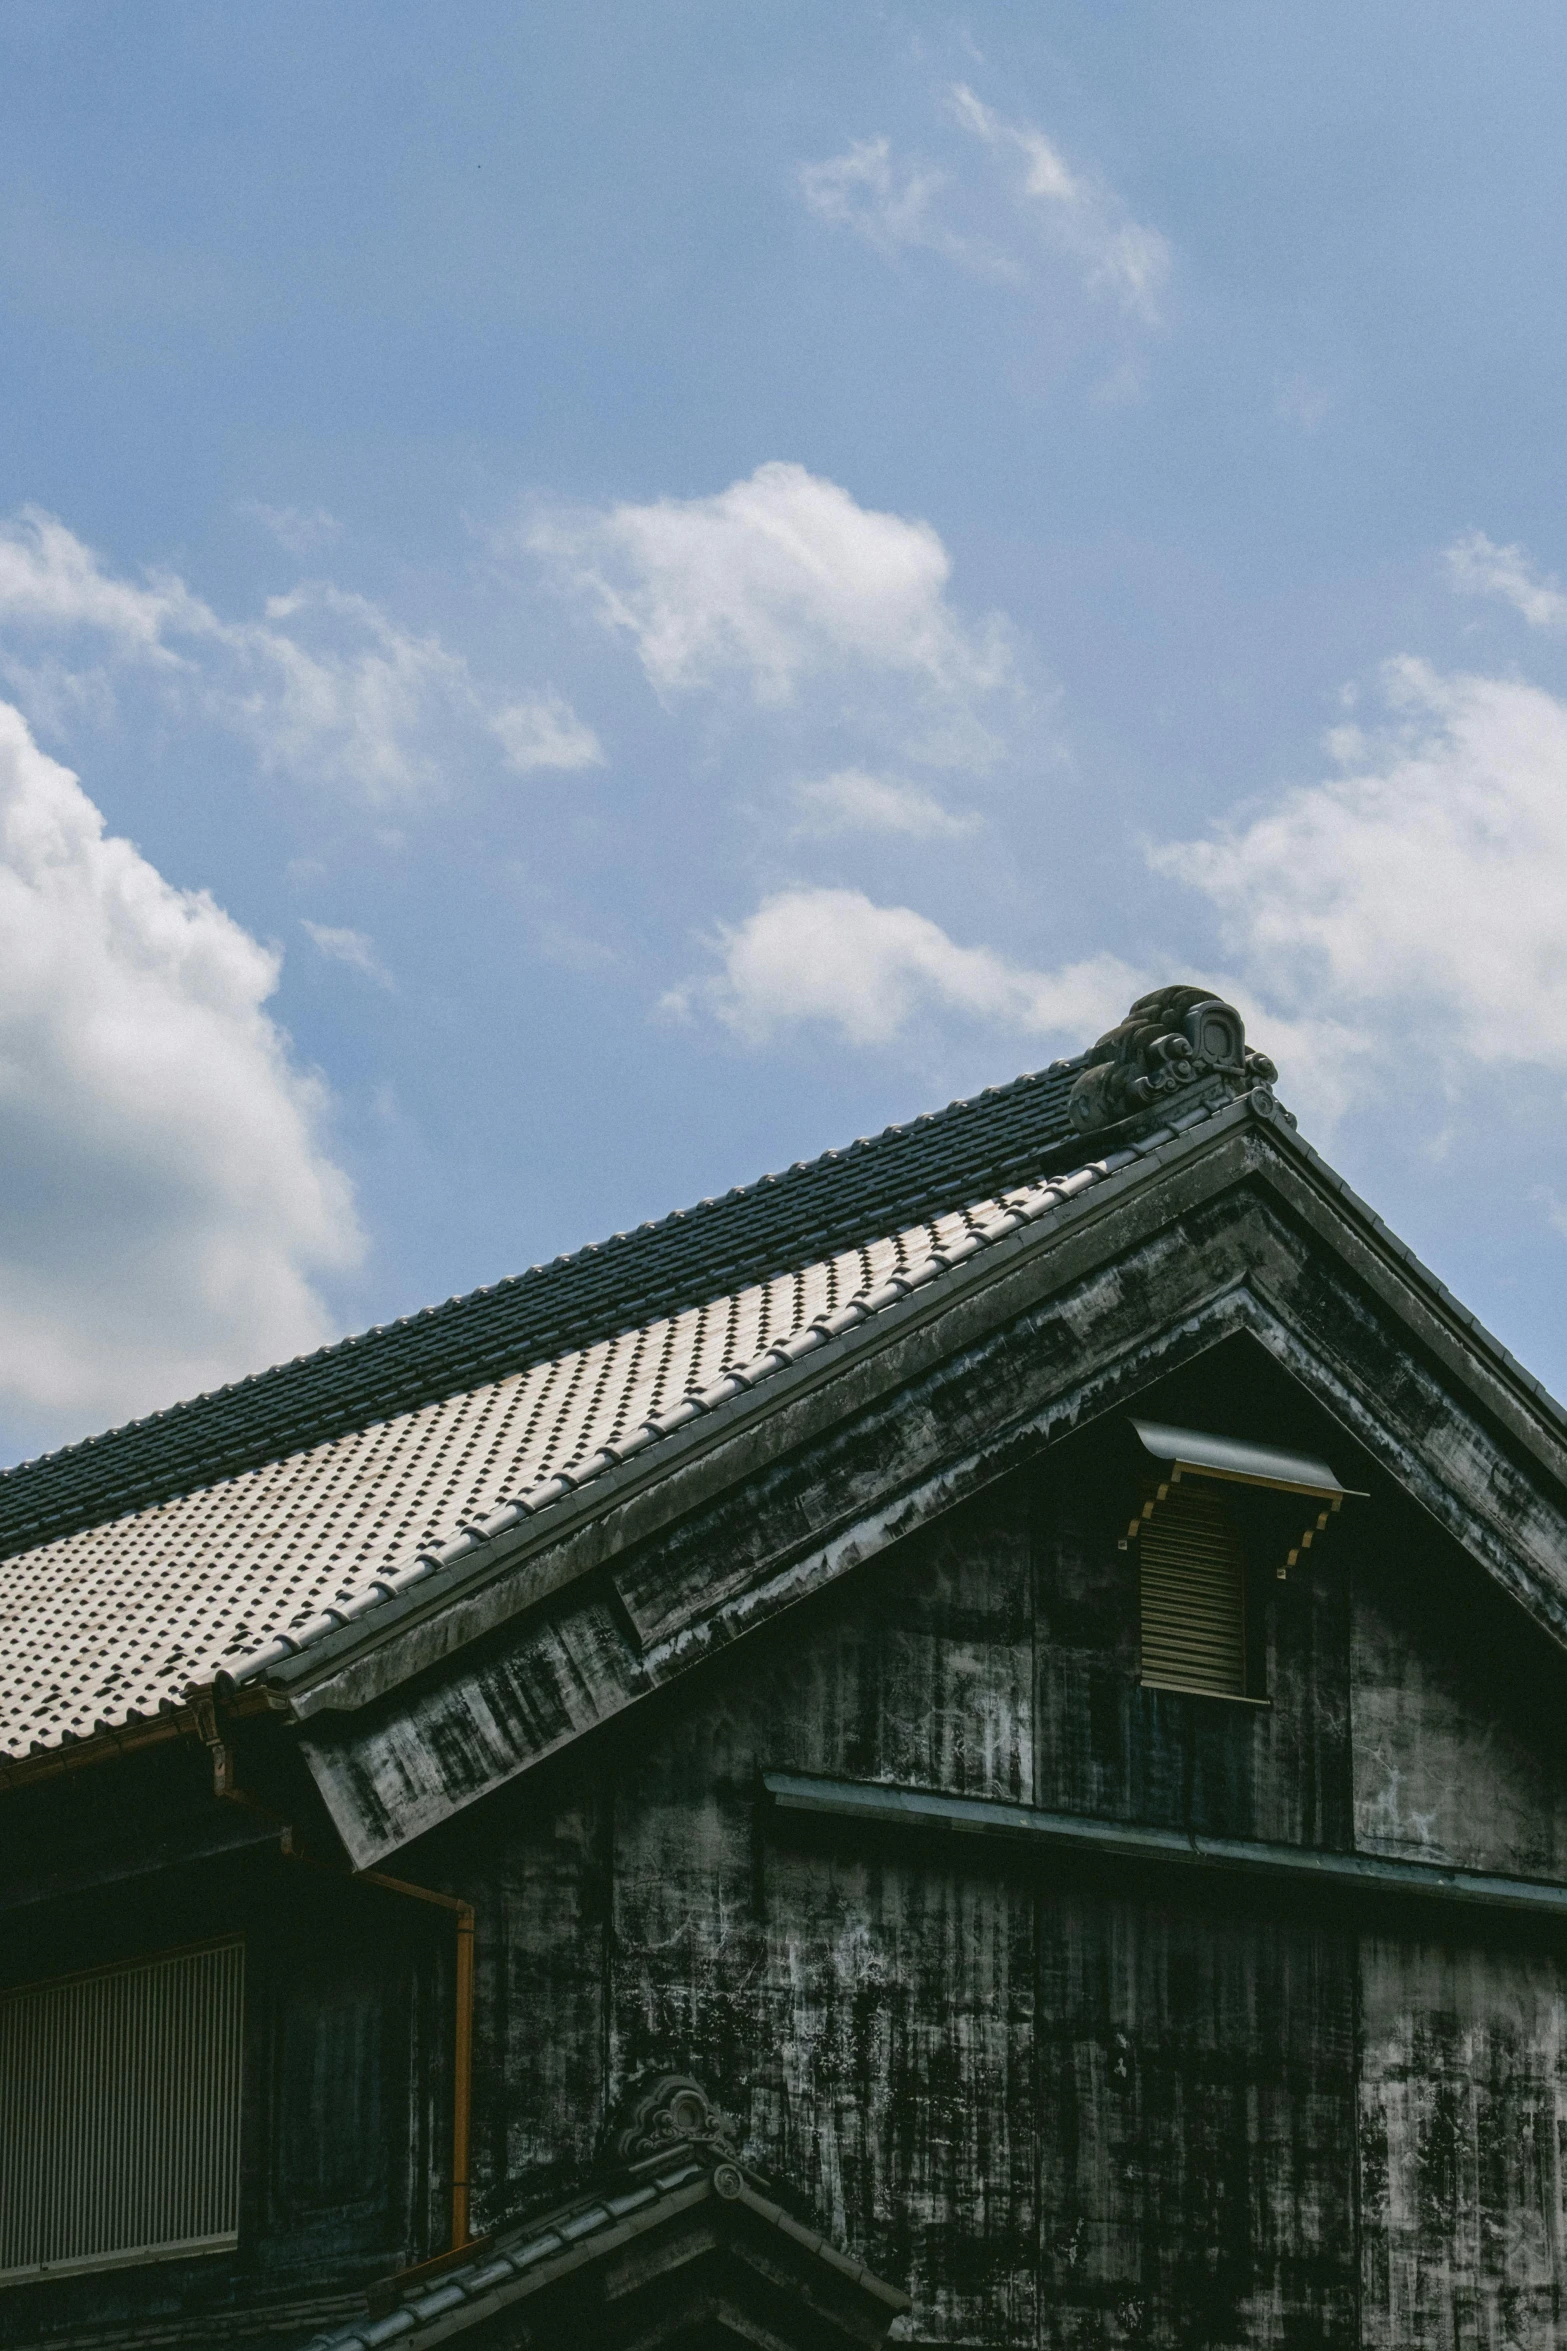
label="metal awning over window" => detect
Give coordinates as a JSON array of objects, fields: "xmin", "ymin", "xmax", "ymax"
[{"xmin": 1129, "ymin": 1419, "xmax": 1347, "ymax": 1498}]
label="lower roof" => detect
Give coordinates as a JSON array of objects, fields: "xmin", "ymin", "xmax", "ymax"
[{"xmin": 303, "ymin": 2149, "xmax": 908, "ymax": 2349}]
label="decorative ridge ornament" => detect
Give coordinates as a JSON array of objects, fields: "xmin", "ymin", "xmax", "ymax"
[
  {"xmin": 604, "ymin": 2071, "xmax": 741, "ymax": 2170},
  {"xmin": 1065, "ymin": 984, "xmax": 1278, "ymax": 1136}
]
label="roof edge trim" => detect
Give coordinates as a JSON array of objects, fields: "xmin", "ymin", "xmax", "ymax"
[{"xmin": 223, "ymin": 1120, "xmax": 1209, "ymax": 1699}]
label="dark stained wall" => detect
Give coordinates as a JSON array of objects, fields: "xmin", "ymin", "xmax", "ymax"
[
  {"xmin": 1350, "ymin": 1497, "xmax": 1567, "ymax": 2347},
  {"xmin": 0, "ymin": 1814, "xmax": 447, "ymax": 2349},
  {"xmin": 1037, "ymin": 1885, "xmax": 1358, "ymax": 2345},
  {"xmin": 1359, "ymin": 1935, "xmax": 1567, "ymax": 2348},
  {"xmin": 8, "ymin": 1337, "xmax": 1567, "ymax": 2348},
  {"xmin": 422, "ymin": 1359, "xmax": 1567, "ymax": 2349}
]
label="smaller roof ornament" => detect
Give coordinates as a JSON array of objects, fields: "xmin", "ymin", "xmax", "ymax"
[
  {"xmin": 1066, "ymin": 983, "xmax": 1278, "ymax": 1136},
  {"xmin": 604, "ymin": 2070, "xmax": 741, "ymax": 2170}
]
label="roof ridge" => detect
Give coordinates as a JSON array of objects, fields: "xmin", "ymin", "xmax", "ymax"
[{"xmin": 0, "ymin": 1053, "xmax": 1091, "ymax": 1560}]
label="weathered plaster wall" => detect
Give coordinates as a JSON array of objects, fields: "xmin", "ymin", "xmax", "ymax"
[
  {"xmin": 1352, "ymin": 1515, "xmax": 1567, "ymax": 1880},
  {"xmin": 1347, "ymin": 1472, "xmax": 1567, "ymax": 2348},
  {"xmin": 1037, "ymin": 1885, "xmax": 1358, "ymax": 2346},
  {"xmin": 439, "ymin": 1379, "xmax": 1567, "ymax": 2349},
  {"xmin": 1359, "ymin": 1934, "xmax": 1567, "ymax": 2349}
]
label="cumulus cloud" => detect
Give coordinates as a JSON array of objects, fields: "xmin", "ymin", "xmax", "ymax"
[
  {"xmin": 0, "ymin": 701, "xmax": 361, "ymax": 1446},
  {"xmin": 0, "ymin": 507, "xmax": 600, "ymax": 803},
  {"xmin": 672, "ymin": 884, "xmax": 1140, "ymax": 1049},
  {"xmin": 1446, "ymin": 530, "xmax": 1567, "ymax": 632},
  {"xmin": 791, "ymin": 767, "xmax": 978, "ymax": 838},
  {"xmin": 531, "ymin": 461, "xmax": 1014, "ymax": 763},
  {"xmin": 949, "ymin": 85, "xmax": 1170, "ymax": 320},
  {"xmin": 1154, "ymin": 658, "xmax": 1567, "ymax": 1076},
  {"xmin": 303, "ymin": 920, "xmax": 393, "ymax": 988}
]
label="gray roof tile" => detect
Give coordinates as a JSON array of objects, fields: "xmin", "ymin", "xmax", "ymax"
[
  {"xmin": 0, "ymin": 1128, "xmax": 1171, "ymax": 1762},
  {"xmin": 0, "ymin": 1058, "xmax": 1092, "ymax": 1561},
  {"xmin": 300, "ymin": 2158, "xmax": 730, "ymax": 2351}
]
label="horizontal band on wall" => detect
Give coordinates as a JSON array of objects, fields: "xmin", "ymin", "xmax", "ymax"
[{"xmin": 760, "ymin": 1770, "xmax": 1567, "ymax": 1922}]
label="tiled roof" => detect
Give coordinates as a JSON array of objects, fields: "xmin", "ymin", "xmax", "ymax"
[
  {"xmin": 1, "ymin": 1141, "xmax": 1162, "ymax": 1764},
  {"xmin": 300, "ymin": 2151, "xmax": 908, "ymax": 2349},
  {"xmin": 300, "ymin": 2158, "xmax": 713, "ymax": 2350},
  {"xmin": 0, "ymin": 1057, "xmax": 1089, "ymax": 1564}
]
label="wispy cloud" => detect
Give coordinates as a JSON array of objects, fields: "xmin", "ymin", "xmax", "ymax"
[
  {"xmin": 949, "ymin": 85, "xmax": 1169, "ymax": 321},
  {"xmin": 0, "ymin": 506, "xmax": 205, "ymax": 652},
  {"xmin": 1446, "ymin": 530, "xmax": 1567, "ymax": 632},
  {"xmin": 238, "ymin": 500, "xmax": 343, "ymax": 558},
  {"xmin": 668, "ymin": 883, "xmax": 1141, "ymax": 1049},
  {"xmin": 798, "ymin": 92, "xmax": 1170, "ymax": 324},
  {"xmin": 791, "ymin": 767, "xmax": 978, "ymax": 838},
  {"xmin": 490, "ymin": 690, "xmax": 605, "ymax": 774},
  {"xmin": 303, "ymin": 920, "xmax": 393, "ymax": 988},
  {"xmin": 797, "ymin": 137, "xmax": 1009, "ymax": 277},
  {"xmin": 0, "ymin": 507, "xmax": 602, "ymax": 804}
]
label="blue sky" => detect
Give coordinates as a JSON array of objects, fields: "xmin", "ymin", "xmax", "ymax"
[{"xmin": 4, "ymin": 1, "xmax": 1567, "ymax": 1458}]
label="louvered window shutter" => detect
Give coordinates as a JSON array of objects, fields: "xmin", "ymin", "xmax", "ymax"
[
  {"xmin": 1138, "ymin": 1478, "xmax": 1249, "ymax": 1699},
  {"xmin": 0, "ymin": 1940, "xmax": 244, "ymax": 2282}
]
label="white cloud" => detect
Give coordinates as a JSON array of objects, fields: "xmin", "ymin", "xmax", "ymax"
[
  {"xmin": 796, "ymin": 137, "xmax": 1006, "ymax": 275},
  {"xmin": 792, "ymin": 767, "xmax": 978, "ymax": 838},
  {"xmin": 949, "ymin": 85, "xmax": 1170, "ymax": 320},
  {"xmin": 1446, "ymin": 530, "xmax": 1567, "ymax": 632},
  {"xmin": 238, "ymin": 500, "xmax": 343, "ymax": 558},
  {"xmin": 798, "ymin": 100, "xmax": 1169, "ymax": 326},
  {"xmin": 0, "ymin": 505, "xmax": 204, "ymax": 654},
  {"xmin": 0, "ymin": 701, "xmax": 361, "ymax": 1446},
  {"xmin": 0, "ymin": 508, "xmax": 600, "ymax": 804},
  {"xmin": 1154, "ymin": 658, "xmax": 1567, "ymax": 1076},
  {"xmin": 490, "ymin": 690, "xmax": 604, "ymax": 774},
  {"xmin": 240, "ymin": 583, "xmax": 476, "ymax": 799},
  {"xmin": 303, "ymin": 920, "xmax": 393, "ymax": 988},
  {"xmin": 675, "ymin": 884, "xmax": 1141, "ymax": 1049},
  {"xmin": 531, "ymin": 461, "xmax": 1014, "ymax": 761}
]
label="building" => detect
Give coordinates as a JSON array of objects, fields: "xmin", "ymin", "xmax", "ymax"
[{"xmin": 3, "ymin": 983, "xmax": 1567, "ymax": 2348}]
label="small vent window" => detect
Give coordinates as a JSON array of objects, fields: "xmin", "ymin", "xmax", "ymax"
[
  {"xmin": 0, "ymin": 1940, "xmax": 244, "ymax": 2283},
  {"xmin": 1122, "ymin": 1415, "xmax": 1361, "ymax": 1703},
  {"xmin": 1137, "ymin": 1478, "xmax": 1250, "ymax": 1699}
]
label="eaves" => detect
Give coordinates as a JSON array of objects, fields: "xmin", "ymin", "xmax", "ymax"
[{"xmin": 236, "ymin": 1086, "xmax": 1567, "ymax": 1730}]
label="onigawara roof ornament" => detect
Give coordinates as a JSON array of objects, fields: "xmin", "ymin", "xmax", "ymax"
[
  {"xmin": 604, "ymin": 2071, "xmax": 742, "ymax": 2169},
  {"xmin": 1064, "ymin": 983, "xmax": 1280, "ymax": 1136}
]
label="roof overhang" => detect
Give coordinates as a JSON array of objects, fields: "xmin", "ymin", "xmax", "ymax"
[{"xmin": 257, "ymin": 1089, "xmax": 1567, "ymax": 1866}]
